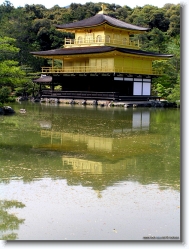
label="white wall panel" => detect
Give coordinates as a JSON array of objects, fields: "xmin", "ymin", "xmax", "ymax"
[
  {"xmin": 124, "ymin": 77, "xmax": 133, "ymax": 81},
  {"xmin": 114, "ymin": 77, "xmax": 123, "ymax": 81},
  {"xmin": 133, "ymin": 82, "xmax": 142, "ymax": 95},
  {"xmin": 142, "ymin": 83, "xmax": 151, "ymax": 95},
  {"xmin": 143, "ymin": 79, "xmax": 151, "ymax": 82}
]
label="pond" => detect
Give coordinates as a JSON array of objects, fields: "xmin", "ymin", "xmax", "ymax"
[{"xmin": 0, "ymin": 102, "xmax": 180, "ymax": 240}]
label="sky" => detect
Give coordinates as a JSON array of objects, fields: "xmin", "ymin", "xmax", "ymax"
[{"xmin": 0, "ymin": 0, "xmax": 181, "ymax": 9}]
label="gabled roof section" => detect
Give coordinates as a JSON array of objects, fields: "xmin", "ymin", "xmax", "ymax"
[
  {"xmin": 31, "ymin": 46, "xmax": 173, "ymax": 58},
  {"xmin": 55, "ymin": 14, "xmax": 150, "ymax": 32}
]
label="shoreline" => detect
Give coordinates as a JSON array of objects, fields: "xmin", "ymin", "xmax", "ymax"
[{"xmin": 39, "ymin": 98, "xmax": 180, "ymax": 108}]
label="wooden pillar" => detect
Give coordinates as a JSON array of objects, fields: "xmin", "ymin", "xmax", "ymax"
[{"xmin": 52, "ymin": 59, "xmax": 54, "ymax": 70}]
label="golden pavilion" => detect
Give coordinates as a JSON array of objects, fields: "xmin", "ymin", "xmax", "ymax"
[{"xmin": 31, "ymin": 4, "xmax": 172, "ymax": 101}]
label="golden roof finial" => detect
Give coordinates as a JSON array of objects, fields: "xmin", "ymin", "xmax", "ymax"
[
  {"xmin": 98, "ymin": 4, "xmax": 107, "ymax": 14},
  {"xmin": 101, "ymin": 4, "xmax": 105, "ymax": 11}
]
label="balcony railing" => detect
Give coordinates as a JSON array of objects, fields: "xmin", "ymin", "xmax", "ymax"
[
  {"xmin": 64, "ymin": 37, "xmax": 140, "ymax": 49},
  {"xmin": 41, "ymin": 66, "xmax": 162, "ymax": 76}
]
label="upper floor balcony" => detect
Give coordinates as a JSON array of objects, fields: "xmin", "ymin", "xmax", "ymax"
[
  {"xmin": 41, "ymin": 65, "xmax": 162, "ymax": 76},
  {"xmin": 64, "ymin": 36, "xmax": 140, "ymax": 49}
]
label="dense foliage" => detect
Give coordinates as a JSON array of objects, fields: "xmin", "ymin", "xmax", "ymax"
[
  {"xmin": 0, "ymin": 1, "xmax": 180, "ymax": 102},
  {"xmin": 0, "ymin": 36, "xmax": 26, "ymax": 104}
]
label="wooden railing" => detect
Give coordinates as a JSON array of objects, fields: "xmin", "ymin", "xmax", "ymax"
[
  {"xmin": 64, "ymin": 37, "xmax": 140, "ymax": 49},
  {"xmin": 41, "ymin": 66, "xmax": 162, "ymax": 76},
  {"xmin": 41, "ymin": 90, "xmax": 119, "ymax": 100}
]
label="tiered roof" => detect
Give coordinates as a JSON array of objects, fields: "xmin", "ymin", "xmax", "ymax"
[
  {"xmin": 56, "ymin": 13, "xmax": 150, "ymax": 32},
  {"xmin": 31, "ymin": 6, "xmax": 172, "ymax": 59},
  {"xmin": 31, "ymin": 46, "xmax": 172, "ymax": 59}
]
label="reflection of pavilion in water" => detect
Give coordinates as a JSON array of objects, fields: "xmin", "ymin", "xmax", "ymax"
[
  {"xmin": 40, "ymin": 110, "xmax": 151, "ymax": 175},
  {"xmin": 60, "ymin": 156, "xmax": 138, "ymax": 197},
  {"xmin": 62, "ymin": 157, "xmax": 136, "ymax": 174},
  {"xmin": 40, "ymin": 110, "xmax": 150, "ymax": 153},
  {"xmin": 39, "ymin": 109, "xmax": 179, "ymax": 193},
  {"xmin": 114, "ymin": 110, "xmax": 150, "ymax": 133}
]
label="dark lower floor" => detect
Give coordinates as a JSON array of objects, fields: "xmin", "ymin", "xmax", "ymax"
[
  {"xmin": 37, "ymin": 74, "xmax": 157, "ymax": 101},
  {"xmin": 51, "ymin": 75, "xmax": 134, "ymax": 95}
]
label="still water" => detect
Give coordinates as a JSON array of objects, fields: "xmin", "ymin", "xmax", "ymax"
[{"xmin": 0, "ymin": 102, "xmax": 180, "ymax": 240}]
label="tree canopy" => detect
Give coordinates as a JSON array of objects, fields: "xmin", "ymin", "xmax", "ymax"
[{"xmin": 0, "ymin": 36, "xmax": 26, "ymax": 103}]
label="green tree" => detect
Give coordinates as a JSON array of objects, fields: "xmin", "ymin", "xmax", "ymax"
[
  {"xmin": 152, "ymin": 32, "xmax": 180, "ymax": 100},
  {"xmin": 0, "ymin": 36, "xmax": 19, "ymax": 60},
  {"xmin": 0, "ymin": 200, "xmax": 25, "ymax": 240},
  {"xmin": 152, "ymin": 60, "xmax": 178, "ymax": 98},
  {"xmin": 147, "ymin": 28, "xmax": 168, "ymax": 53},
  {"xmin": 164, "ymin": 4, "xmax": 180, "ymax": 36},
  {"xmin": 0, "ymin": 36, "xmax": 26, "ymax": 102},
  {"xmin": 0, "ymin": 0, "xmax": 14, "ymax": 21},
  {"xmin": 0, "ymin": 86, "xmax": 11, "ymax": 103},
  {"xmin": 24, "ymin": 4, "xmax": 45, "ymax": 20},
  {"xmin": 167, "ymin": 73, "xmax": 180, "ymax": 103},
  {"xmin": 126, "ymin": 5, "xmax": 170, "ymax": 31},
  {"xmin": 0, "ymin": 37, "xmax": 26, "ymax": 86}
]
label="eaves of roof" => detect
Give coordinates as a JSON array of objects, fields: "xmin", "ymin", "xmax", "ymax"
[
  {"xmin": 31, "ymin": 46, "xmax": 115, "ymax": 56},
  {"xmin": 30, "ymin": 46, "xmax": 173, "ymax": 58}
]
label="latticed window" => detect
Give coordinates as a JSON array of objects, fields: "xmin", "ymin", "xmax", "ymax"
[
  {"xmin": 85, "ymin": 33, "xmax": 93, "ymax": 42},
  {"xmin": 96, "ymin": 35, "xmax": 102, "ymax": 42},
  {"xmin": 123, "ymin": 38, "xmax": 127, "ymax": 45},
  {"xmin": 105, "ymin": 35, "xmax": 110, "ymax": 43},
  {"xmin": 78, "ymin": 36, "xmax": 83, "ymax": 43}
]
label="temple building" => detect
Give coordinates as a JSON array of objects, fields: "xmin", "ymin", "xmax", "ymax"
[{"xmin": 31, "ymin": 4, "xmax": 173, "ymax": 101}]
